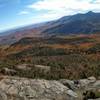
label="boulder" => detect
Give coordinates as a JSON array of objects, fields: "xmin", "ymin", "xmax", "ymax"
[
  {"xmin": 16, "ymin": 64, "xmax": 32, "ymax": 70},
  {"xmin": 0, "ymin": 76, "xmax": 78, "ymax": 100},
  {"xmin": 79, "ymin": 77, "xmax": 96, "ymax": 88},
  {"xmin": 59, "ymin": 79, "xmax": 78, "ymax": 90},
  {"xmin": 34, "ymin": 65, "xmax": 51, "ymax": 73},
  {"xmin": 88, "ymin": 76, "xmax": 96, "ymax": 83},
  {"xmin": 93, "ymin": 80, "xmax": 100, "ymax": 88},
  {"xmin": 0, "ymin": 68, "xmax": 17, "ymax": 75}
]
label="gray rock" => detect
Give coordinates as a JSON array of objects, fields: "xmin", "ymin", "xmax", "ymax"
[
  {"xmin": 67, "ymin": 89, "xmax": 77, "ymax": 98},
  {"xmin": 34, "ymin": 65, "xmax": 51, "ymax": 73},
  {"xmin": 16, "ymin": 64, "xmax": 32, "ymax": 70},
  {"xmin": 88, "ymin": 76, "xmax": 96, "ymax": 83},
  {"xmin": 0, "ymin": 68, "xmax": 17, "ymax": 75},
  {"xmin": 0, "ymin": 90, "xmax": 7, "ymax": 100},
  {"xmin": 79, "ymin": 77, "xmax": 96, "ymax": 88},
  {"xmin": 93, "ymin": 80, "xmax": 100, "ymax": 88},
  {"xmin": 0, "ymin": 76, "xmax": 78, "ymax": 100},
  {"xmin": 59, "ymin": 79, "xmax": 77, "ymax": 90}
]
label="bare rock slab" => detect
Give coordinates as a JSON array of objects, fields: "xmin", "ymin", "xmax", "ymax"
[{"xmin": 0, "ymin": 76, "xmax": 78, "ymax": 100}]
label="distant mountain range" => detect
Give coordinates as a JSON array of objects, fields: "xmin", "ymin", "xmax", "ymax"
[{"xmin": 0, "ymin": 11, "xmax": 100, "ymax": 45}]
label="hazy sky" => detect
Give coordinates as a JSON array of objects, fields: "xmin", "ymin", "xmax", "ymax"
[{"xmin": 0, "ymin": 0, "xmax": 100, "ymax": 32}]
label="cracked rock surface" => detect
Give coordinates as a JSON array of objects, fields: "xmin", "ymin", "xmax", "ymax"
[{"xmin": 0, "ymin": 76, "xmax": 78, "ymax": 100}]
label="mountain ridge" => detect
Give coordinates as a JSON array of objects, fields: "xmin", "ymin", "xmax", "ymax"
[{"xmin": 0, "ymin": 11, "xmax": 100, "ymax": 45}]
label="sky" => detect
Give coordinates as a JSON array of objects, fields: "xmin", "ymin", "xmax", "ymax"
[{"xmin": 0, "ymin": 0, "xmax": 100, "ymax": 32}]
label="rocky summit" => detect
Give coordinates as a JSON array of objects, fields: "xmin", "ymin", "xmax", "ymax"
[{"xmin": 0, "ymin": 76, "xmax": 100, "ymax": 100}]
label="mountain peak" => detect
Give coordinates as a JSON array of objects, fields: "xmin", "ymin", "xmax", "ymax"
[{"xmin": 87, "ymin": 11, "xmax": 94, "ymax": 14}]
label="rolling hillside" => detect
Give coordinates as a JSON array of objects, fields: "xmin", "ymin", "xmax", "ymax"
[{"xmin": 0, "ymin": 34, "xmax": 100, "ymax": 79}]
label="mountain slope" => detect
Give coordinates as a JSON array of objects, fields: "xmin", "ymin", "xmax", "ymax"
[
  {"xmin": 43, "ymin": 11, "xmax": 100, "ymax": 35},
  {"xmin": 0, "ymin": 11, "xmax": 100, "ymax": 45}
]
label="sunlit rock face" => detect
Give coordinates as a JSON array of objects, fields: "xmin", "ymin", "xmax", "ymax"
[
  {"xmin": 0, "ymin": 76, "xmax": 99, "ymax": 100},
  {"xmin": 0, "ymin": 76, "xmax": 78, "ymax": 100}
]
